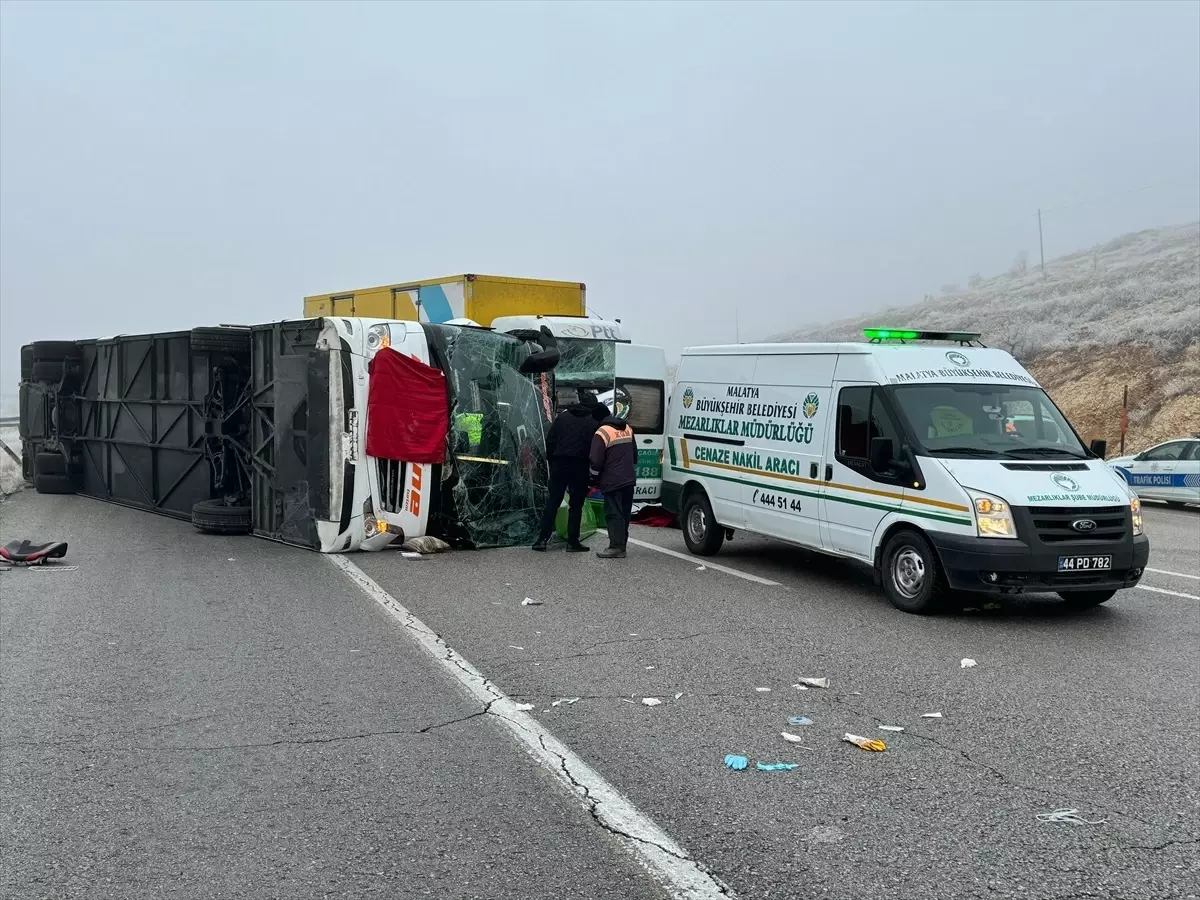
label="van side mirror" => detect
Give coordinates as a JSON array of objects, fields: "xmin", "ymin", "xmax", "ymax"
[
  {"xmin": 870, "ymin": 437, "xmax": 895, "ymax": 472},
  {"xmin": 1089, "ymin": 438, "xmax": 1107, "ymax": 459}
]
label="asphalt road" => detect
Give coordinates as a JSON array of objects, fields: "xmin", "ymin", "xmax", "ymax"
[{"xmin": 2, "ymin": 492, "xmax": 1197, "ymax": 900}]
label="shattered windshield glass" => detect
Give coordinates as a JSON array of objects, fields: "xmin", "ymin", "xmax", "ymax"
[
  {"xmin": 424, "ymin": 325, "xmax": 554, "ymax": 549},
  {"xmin": 555, "ymin": 338, "xmax": 616, "ymax": 399}
]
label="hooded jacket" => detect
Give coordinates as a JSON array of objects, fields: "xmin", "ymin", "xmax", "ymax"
[
  {"xmin": 589, "ymin": 415, "xmax": 637, "ymax": 492},
  {"xmin": 545, "ymin": 402, "xmax": 602, "ymax": 461}
]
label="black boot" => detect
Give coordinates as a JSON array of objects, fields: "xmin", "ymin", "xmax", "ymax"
[
  {"xmin": 566, "ymin": 541, "xmax": 589, "ymax": 553},
  {"xmin": 531, "ymin": 539, "xmax": 548, "ymax": 552}
]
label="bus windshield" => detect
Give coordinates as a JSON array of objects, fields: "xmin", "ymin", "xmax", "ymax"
[
  {"xmin": 554, "ymin": 338, "xmax": 616, "ymax": 406},
  {"xmin": 891, "ymin": 383, "xmax": 1088, "ymax": 459},
  {"xmin": 424, "ymin": 325, "xmax": 554, "ymax": 548}
]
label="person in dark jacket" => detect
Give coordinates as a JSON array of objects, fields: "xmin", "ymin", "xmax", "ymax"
[
  {"xmin": 532, "ymin": 394, "xmax": 605, "ymax": 551},
  {"xmin": 589, "ymin": 410, "xmax": 637, "ymax": 558}
]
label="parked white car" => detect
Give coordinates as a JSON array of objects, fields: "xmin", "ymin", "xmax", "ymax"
[{"xmin": 1109, "ymin": 437, "xmax": 1200, "ymax": 507}]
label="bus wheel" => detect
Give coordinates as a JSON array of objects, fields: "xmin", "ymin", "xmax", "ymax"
[
  {"xmin": 682, "ymin": 490, "xmax": 724, "ymax": 556},
  {"xmin": 192, "ymin": 500, "xmax": 252, "ymax": 535},
  {"xmin": 882, "ymin": 529, "xmax": 945, "ymax": 614}
]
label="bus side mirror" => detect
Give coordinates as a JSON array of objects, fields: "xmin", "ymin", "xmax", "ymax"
[
  {"xmin": 1089, "ymin": 439, "xmax": 1107, "ymax": 459},
  {"xmin": 519, "ymin": 326, "xmax": 560, "ymax": 374},
  {"xmin": 870, "ymin": 437, "xmax": 895, "ymax": 472}
]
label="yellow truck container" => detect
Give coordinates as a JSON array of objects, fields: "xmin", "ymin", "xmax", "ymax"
[{"xmin": 303, "ymin": 274, "xmax": 585, "ymax": 325}]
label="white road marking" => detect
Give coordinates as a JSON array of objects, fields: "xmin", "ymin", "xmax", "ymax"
[
  {"xmin": 1137, "ymin": 584, "xmax": 1200, "ymax": 600},
  {"xmin": 628, "ymin": 539, "xmax": 781, "ymax": 586},
  {"xmin": 327, "ymin": 554, "xmax": 733, "ymax": 900},
  {"xmin": 1145, "ymin": 567, "xmax": 1200, "ymax": 581}
]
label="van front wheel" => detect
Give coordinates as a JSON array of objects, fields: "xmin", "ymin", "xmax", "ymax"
[
  {"xmin": 882, "ymin": 530, "xmax": 945, "ymax": 614},
  {"xmin": 682, "ymin": 492, "xmax": 724, "ymax": 556}
]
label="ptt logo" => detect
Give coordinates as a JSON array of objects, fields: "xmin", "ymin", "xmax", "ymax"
[{"xmin": 682, "ymin": 388, "xmax": 694, "ymax": 409}]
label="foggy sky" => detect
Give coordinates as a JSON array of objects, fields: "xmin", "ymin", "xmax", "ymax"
[{"xmin": 2, "ymin": 0, "xmax": 1198, "ymax": 391}]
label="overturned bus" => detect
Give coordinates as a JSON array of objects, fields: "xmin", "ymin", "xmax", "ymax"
[{"xmin": 18, "ymin": 319, "xmax": 560, "ymax": 552}]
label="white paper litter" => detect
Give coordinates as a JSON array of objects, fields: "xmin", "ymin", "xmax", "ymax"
[
  {"xmin": 755, "ymin": 687, "xmax": 772, "ymax": 693},
  {"xmin": 921, "ymin": 712, "xmax": 944, "ymax": 718},
  {"xmin": 521, "ymin": 598, "xmax": 544, "ymax": 606},
  {"xmin": 673, "ymin": 692, "xmax": 684, "ymax": 700},
  {"xmin": 645, "ymin": 666, "xmax": 656, "ymax": 670},
  {"xmin": 401, "ymin": 552, "xmax": 423, "ymax": 560},
  {"xmin": 696, "ymin": 565, "xmax": 707, "ymax": 571},
  {"xmin": 792, "ymin": 683, "xmax": 808, "ymax": 691},
  {"xmin": 961, "ymin": 658, "xmax": 977, "ymax": 668},
  {"xmin": 508, "ymin": 645, "xmax": 525, "ymax": 650},
  {"xmin": 514, "ymin": 702, "xmax": 535, "ymax": 711},
  {"xmin": 796, "ymin": 677, "xmax": 828, "ymax": 689},
  {"xmin": 780, "ymin": 732, "xmax": 815, "ymax": 747},
  {"xmin": 879, "ymin": 725, "xmax": 905, "ymax": 732},
  {"xmin": 641, "ymin": 697, "xmax": 662, "ymax": 707},
  {"xmin": 551, "ymin": 698, "xmax": 581, "ymax": 707}
]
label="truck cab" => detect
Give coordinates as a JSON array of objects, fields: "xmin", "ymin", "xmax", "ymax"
[{"xmin": 491, "ymin": 315, "xmax": 668, "ymax": 502}]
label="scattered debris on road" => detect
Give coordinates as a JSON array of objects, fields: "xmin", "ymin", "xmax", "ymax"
[
  {"xmin": 551, "ymin": 698, "xmax": 581, "ymax": 707},
  {"xmin": 521, "ymin": 597, "xmax": 543, "ymax": 606},
  {"xmin": 755, "ymin": 687, "xmax": 771, "ymax": 692},
  {"xmin": 641, "ymin": 697, "xmax": 662, "ymax": 707},
  {"xmin": 400, "ymin": 536, "xmax": 451, "ymax": 554},
  {"xmin": 961, "ymin": 658, "xmax": 978, "ymax": 668},
  {"xmin": 795, "ymin": 677, "xmax": 828, "ymax": 689},
  {"xmin": 756, "ymin": 762, "xmax": 798, "ymax": 771},
  {"xmin": 921, "ymin": 712, "xmax": 944, "ymax": 718},
  {"xmin": 673, "ymin": 692, "xmax": 684, "ymax": 700},
  {"xmin": 508, "ymin": 645, "xmax": 525, "ymax": 650},
  {"xmin": 723, "ymin": 754, "xmax": 749, "ymax": 771},
  {"xmin": 879, "ymin": 725, "xmax": 904, "ymax": 732},
  {"xmin": 787, "ymin": 716, "xmax": 813, "ymax": 726},
  {"xmin": 401, "ymin": 552, "xmax": 424, "ymax": 560},
  {"xmin": 1036, "ymin": 808, "xmax": 1108, "ymax": 826},
  {"xmin": 843, "ymin": 733, "xmax": 887, "ymax": 752},
  {"xmin": 780, "ymin": 732, "xmax": 815, "ymax": 749},
  {"xmin": 514, "ymin": 702, "xmax": 535, "ymax": 711}
]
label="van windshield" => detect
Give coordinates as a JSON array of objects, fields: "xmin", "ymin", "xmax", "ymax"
[{"xmin": 891, "ymin": 383, "xmax": 1088, "ymax": 459}]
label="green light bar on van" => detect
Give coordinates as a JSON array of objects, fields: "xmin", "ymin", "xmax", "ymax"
[{"xmin": 864, "ymin": 328, "xmax": 983, "ymax": 344}]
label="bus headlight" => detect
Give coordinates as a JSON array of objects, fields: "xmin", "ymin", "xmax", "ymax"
[
  {"xmin": 969, "ymin": 490, "xmax": 1017, "ymax": 539},
  {"xmin": 1130, "ymin": 495, "xmax": 1144, "ymax": 536},
  {"xmin": 366, "ymin": 324, "xmax": 391, "ymax": 355}
]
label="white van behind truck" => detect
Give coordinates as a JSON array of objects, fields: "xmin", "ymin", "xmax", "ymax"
[{"xmin": 662, "ymin": 330, "xmax": 1150, "ymax": 613}]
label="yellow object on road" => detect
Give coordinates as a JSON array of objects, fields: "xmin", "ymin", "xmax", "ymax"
[{"xmin": 843, "ymin": 733, "xmax": 887, "ymax": 752}]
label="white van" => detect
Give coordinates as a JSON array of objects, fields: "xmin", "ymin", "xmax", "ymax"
[
  {"xmin": 662, "ymin": 330, "xmax": 1150, "ymax": 613},
  {"xmin": 491, "ymin": 315, "xmax": 668, "ymax": 502}
]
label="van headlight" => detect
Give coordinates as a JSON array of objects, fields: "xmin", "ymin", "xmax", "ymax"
[
  {"xmin": 366, "ymin": 324, "xmax": 391, "ymax": 355},
  {"xmin": 1130, "ymin": 495, "xmax": 1144, "ymax": 536},
  {"xmin": 968, "ymin": 490, "xmax": 1017, "ymax": 539}
]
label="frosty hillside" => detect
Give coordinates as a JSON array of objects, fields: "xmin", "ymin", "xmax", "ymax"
[{"xmin": 779, "ymin": 222, "xmax": 1200, "ymax": 452}]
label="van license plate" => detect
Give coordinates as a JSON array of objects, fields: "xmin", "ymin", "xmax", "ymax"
[{"xmin": 1058, "ymin": 555, "xmax": 1112, "ymax": 572}]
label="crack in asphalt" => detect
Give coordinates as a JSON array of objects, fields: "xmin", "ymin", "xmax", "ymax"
[{"xmin": 530, "ymin": 733, "xmax": 732, "ymax": 896}]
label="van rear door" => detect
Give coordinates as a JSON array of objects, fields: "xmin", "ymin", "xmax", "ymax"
[{"xmin": 615, "ymin": 343, "xmax": 668, "ymax": 503}]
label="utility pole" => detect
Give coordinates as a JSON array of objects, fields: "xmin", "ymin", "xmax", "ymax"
[{"xmin": 1037, "ymin": 208, "xmax": 1046, "ymax": 280}]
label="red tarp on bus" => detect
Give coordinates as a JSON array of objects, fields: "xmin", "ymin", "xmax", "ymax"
[{"xmin": 366, "ymin": 347, "xmax": 448, "ymax": 463}]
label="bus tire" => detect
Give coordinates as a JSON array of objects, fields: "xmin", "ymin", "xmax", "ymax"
[
  {"xmin": 34, "ymin": 474, "xmax": 76, "ymax": 495},
  {"xmin": 35, "ymin": 452, "xmax": 67, "ymax": 476},
  {"xmin": 1057, "ymin": 590, "xmax": 1115, "ymax": 610},
  {"xmin": 191, "ymin": 327, "xmax": 251, "ymax": 354},
  {"xmin": 881, "ymin": 529, "xmax": 946, "ymax": 614},
  {"xmin": 30, "ymin": 341, "xmax": 81, "ymax": 363},
  {"xmin": 191, "ymin": 500, "xmax": 252, "ymax": 535},
  {"xmin": 681, "ymin": 489, "xmax": 724, "ymax": 556},
  {"xmin": 31, "ymin": 360, "xmax": 66, "ymax": 384}
]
